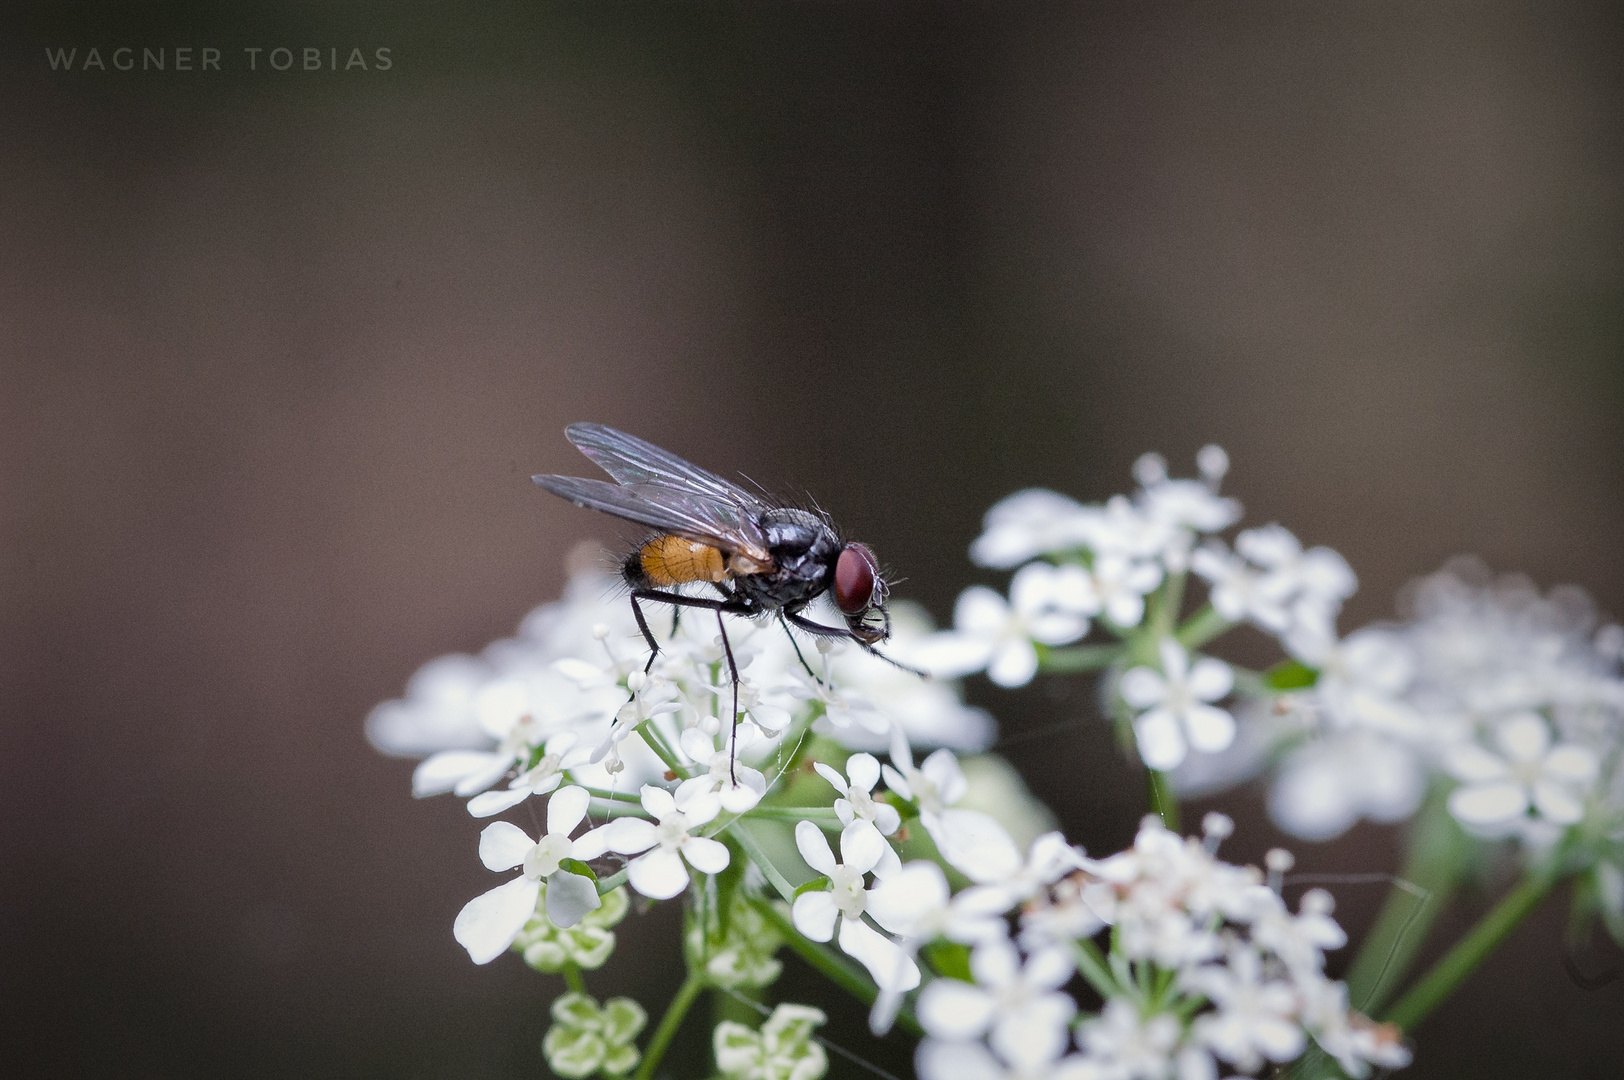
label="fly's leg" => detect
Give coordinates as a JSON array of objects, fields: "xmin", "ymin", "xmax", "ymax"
[
  {"xmin": 778, "ymin": 611, "xmax": 825, "ymax": 688},
  {"xmin": 785, "ymin": 610, "xmax": 929, "ymax": 678},
  {"xmin": 628, "ymin": 593, "xmax": 662, "ymax": 674},
  {"xmin": 715, "ymin": 608, "xmax": 743, "ymax": 785}
]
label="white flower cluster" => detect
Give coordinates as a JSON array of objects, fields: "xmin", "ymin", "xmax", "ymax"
[
  {"xmin": 1240, "ymin": 559, "xmax": 1624, "ymax": 854},
  {"xmin": 912, "ymin": 448, "xmax": 1356, "ymax": 773},
  {"xmin": 900, "ymin": 814, "xmax": 1409, "ymax": 1080}
]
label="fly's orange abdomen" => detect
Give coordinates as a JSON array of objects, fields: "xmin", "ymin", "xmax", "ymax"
[{"xmin": 637, "ymin": 534, "xmax": 728, "ymax": 586}]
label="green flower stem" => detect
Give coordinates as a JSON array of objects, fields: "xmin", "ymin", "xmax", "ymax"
[
  {"xmin": 726, "ymin": 821, "xmax": 797, "ymax": 902},
  {"xmin": 1037, "ymin": 642, "xmax": 1125, "ymax": 673},
  {"xmin": 1343, "ymin": 790, "xmax": 1469, "ymax": 1014},
  {"xmin": 750, "ymin": 897, "xmax": 924, "ymax": 1039},
  {"xmin": 580, "ymin": 786, "xmax": 645, "ymax": 804},
  {"xmin": 1073, "ymin": 938, "xmax": 1119, "ymax": 999},
  {"xmin": 596, "ymin": 867, "xmax": 630, "ymax": 895},
  {"xmin": 1147, "ymin": 768, "xmax": 1180, "ymax": 832},
  {"xmin": 1152, "ymin": 572, "xmax": 1186, "ymax": 639},
  {"xmin": 634, "ymin": 720, "xmax": 690, "ymax": 779},
  {"xmin": 1175, "ymin": 604, "xmax": 1232, "ymax": 651},
  {"xmin": 741, "ymin": 805, "xmax": 843, "ymax": 823},
  {"xmin": 633, "ymin": 966, "xmax": 707, "ymax": 1080},
  {"xmin": 562, "ymin": 959, "xmax": 586, "ymax": 994},
  {"xmin": 1383, "ymin": 867, "xmax": 1560, "ymax": 1034}
]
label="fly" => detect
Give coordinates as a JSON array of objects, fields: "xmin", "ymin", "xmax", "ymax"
[{"xmin": 532, "ymin": 423, "xmax": 912, "ymax": 780}]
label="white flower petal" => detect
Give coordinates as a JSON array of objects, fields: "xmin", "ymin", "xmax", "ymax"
[
  {"xmin": 840, "ymin": 821, "xmax": 888, "ymax": 876},
  {"xmin": 547, "ymin": 785, "xmax": 592, "ymax": 837},
  {"xmin": 544, "ymin": 870, "xmax": 601, "ymax": 928},
  {"xmin": 918, "ymin": 978, "xmax": 995, "ymax": 1039},
  {"xmin": 573, "ymin": 817, "xmax": 658, "ymax": 860},
  {"xmin": 1496, "ymin": 714, "xmax": 1551, "ymax": 762},
  {"xmin": 867, "ymin": 861, "xmax": 949, "ymax": 936},
  {"xmin": 453, "ymin": 755, "xmax": 519, "ymax": 798},
  {"xmin": 681, "ymin": 835, "xmax": 732, "ymax": 875},
  {"xmin": 627, "ymin": 847, "xmax": 690, "ymax": 899},
  {"xmin": 1183, "ymin": 704, "xmax": 1236, "ymax": 753},
  {"xmin": 986, "ymin": 639, "xmax": 1039, "ymax": 688},
  {"xmin": 793, "ymin": 891, "xmax": 840, "ymax": 941},
  {"xmin": 927, "ymin": 809, "xmax": 1020, "ymax": 884},
  {"xmin": 1449, "ymin": 781, "xmax": 1528, "ymax": 826},
  {"xmin": 466, "ymin": 787, "xmax": 533, "ymax": 818},
  {"xmin": 796, "ymin": 819, "xmax": 839, "ymax": 876},
  {"xmin": 1187, "ymin": 657, "xmax": 1234, "ymax": 701},
  {"xmin": 838, "ymin": 917, "xmax": 920, "ymax": 991},
  {"xmin": 413, "ymin": 750, "xmax": 502, "ymax": 798},
  {"xmin": 453, "ymin": 876, "xmax": 540, "ymax": 965},
  {"xmin": 955, "ymin": 587, "xmax": 1012, "ymax": 634},
  {"xmin": 915, "ymin": 1040, "xmax": 1005, "ymax": 1080},
  {"xmin": 1545, "ymin": 745, "xmax": 1599, "ymax": 785},
  {"xmin": 673, "ymin": 786, "xmax": 721, "ymax": 824},
  {"xmin": 678, "ymin": 727, "xmax": 715, "ymax": 761},
  {"xmin": 640, "ymin": 784, "xmax": 677, "ymax": 819},
  {"xmin": 920, "ymin": 749, "xmax": 968, "ymax": 804},
  {"xmin": 846, "ymin": 753, "xmax": 881, "ymax": 793},
  {"xmin": 813, "ymin": 761, "xmax": 850, "ymax": 795},
  {"xmin": 1531, "ymin": 780, "xmax": 1585, "ymax": 825},
  {"xmin": 478, "ymin": 821, "xmax": 536, "ymax": 872},
  {"xmin": 1134, "ymin": 708, "xmax": 1187, "ymax": 769},
  {"xmin": 1119, "ymin": 667, "xmax": 1167, "ymax": 708}
]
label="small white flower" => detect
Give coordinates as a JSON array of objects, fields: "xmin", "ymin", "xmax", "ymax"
[
  {"xmin": 573, "ymin": 784, "xmax": 731, "ymax": 900},
  {"xmin": 1184, "ymin": 946, "xmax": 1306, "ymax": 1073},
  {"xmin": 1191, "ymin": 542, "xmax": 1294, "ymax": 633},
  {"xmin": 1090, "ymin": 552, "xmax": 1165, "ymax": 629},
  {"xmin": 916, "ymin": 563, "xmax": 1093, "ymax": 688},
  {"xmin": 466, "ymin": 732, "xmax": 586, "ymax": 818},
  {"xmin": 814, "ymin": 753, "xmax": 903, "ymax": 837},
  {"xmin": 452, "ymin": 785, "xmax": 601, "ymax": 964},
  {"xmin": 970, "ymin": 489, "xmax": 1100, "ymax": 568},
  {"xmin": 591, "ymin": 672, "xmax": 681, "ymax": 765},
  {"xmin": 1076, "ymin": 998, "xmax": 1185, "ymax": 1080},
  {"xmin": 791, "ymin": 820, "xmax": 920, "ymax": 991},
  {"xmin": 1235, "ymin": 525, "xmax": 1356, "ymax": 614},
  {"xmin": 884, "ymin": 726, "xmax": 1021, "ymax": 884},
  {"xmin": 867, "ymin": 860, "xmax": 1014, "ymax": 946},
  {"xmin": 1445, "ymin": 712, "xmax": 1599, "ymax": 830},
  {"xmin": 917, "ymin": 939, "xmax": 1076, "ymax": 1071},
  {"xmin": 676, "ymin": 725, "xmax": 768, "ymax": 813},
  {"xmin": 1249, "ymin": 888, "xmax": 1347, "ymax": 976},
  {"xmin": 1268, "ymin": 730, "xmax": 1426, "ymax": 841},
  {"xmin": 1121, "ymin": 639, "xmax": 1236, "ymax": 769}
]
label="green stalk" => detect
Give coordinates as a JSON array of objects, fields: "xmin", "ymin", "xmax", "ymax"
[
  {"xmin": 1073, "ymin": 938, "xmax": 1119, "ymax": 999},
  {"xmin": 634, "ymin": 720, "xmax": 690, "ymax": 779},
  {"xmin": 562, "ymin": 959, "xmax": 586, "ymax": 994},
  {"xmin": 1175, "ymin": 604, "xmax": 1232, "ymax": 650},
  {"xmin": 595, "ymin": 867, "xmax": 629, "ymax": 895},
  {"xmin": 1343, "ymin": 790, "xmax": 1470, "ymax": 1014},
  {"xmin": 1038, "ymin": 642, "xmax": 1126, "ymax": 673},
  {"xmin": 750, "ymin": 898, "xmax": 924, "ymax": 1038},
  {"xmin": 633, "ymin": 966, "xmax": 707, "ymax": 1080},
  {"xmin": 1384, "ymin": 867, "xmax": 1559, "ymax": 1033},
  {"xmin": 741, "ymin": 805, "xmax": 842, "ymax": 823},
  {"xmin": 726, "ymin": 821, "xmax": 797, "ymax": 902},
  {"xmin": 579, "ymin": 786, "xmax": 645, "ymax": 803},
  {"xmin": 1147, "ymin": 768, "xmax": 1180, "ymax": 832}
]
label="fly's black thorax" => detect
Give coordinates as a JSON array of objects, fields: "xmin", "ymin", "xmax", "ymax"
[{"xmin": 733, "ymin": 507, "xmax": 840, "ymax": 611}]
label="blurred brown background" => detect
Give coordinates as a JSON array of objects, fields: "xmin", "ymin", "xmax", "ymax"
[{"xmin": 1, "ymin": 2, "xmax": 1620, "ymax": 1077}]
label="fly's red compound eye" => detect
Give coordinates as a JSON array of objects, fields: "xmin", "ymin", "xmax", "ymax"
[{"xmin": 833, "ymin": 543, "xmax": 880, "ymax": 616}]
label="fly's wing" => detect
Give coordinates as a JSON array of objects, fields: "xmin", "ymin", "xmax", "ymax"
[
  {"xmin": 531, "ymin": 474, "xmax": 773, "ymax": 563},
  {"xmin": 564, "ymin": 423, "xmax": 771, "ymax": 513}
]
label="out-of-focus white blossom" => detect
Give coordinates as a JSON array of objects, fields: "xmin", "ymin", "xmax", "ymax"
[{"xmin": 1120, "ymin": 639, "xmax": 1236, "ymax": 770}]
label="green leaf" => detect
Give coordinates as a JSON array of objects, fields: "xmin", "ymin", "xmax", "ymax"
[
  {"xmin": 1264, "ymin": 659, "xmax": 1319, "ymax": 690},
  {"xmin": 559, "ymin": 858, "xmax": 597, "ymax": 882},
  {"xmin": 921, "ymin": 940, "xmax": 973, "ymax": 982},
  {"xmin": 792, "ymin": 875, "xmax": 831, "ymax": 899}
]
